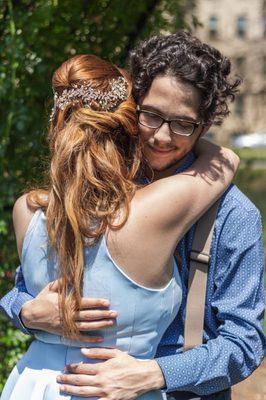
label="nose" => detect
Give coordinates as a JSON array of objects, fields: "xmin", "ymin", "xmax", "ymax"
[{"xmin": 153, "ymin": 122, "xmax": 172, "ymax": 144}]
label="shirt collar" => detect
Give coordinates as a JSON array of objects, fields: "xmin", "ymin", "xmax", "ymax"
[{"xmin": 174, "ymin": 151, "xmax": 195, "ymax": 174}]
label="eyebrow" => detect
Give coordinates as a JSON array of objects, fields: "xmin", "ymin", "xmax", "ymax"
[{"xmin": 140, "ymin": 105, "xmax": 198, "ymax": 123}]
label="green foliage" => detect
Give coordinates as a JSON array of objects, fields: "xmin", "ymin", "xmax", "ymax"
[
  {"xmin": 233, "ymin": 162, "xmax": 266, "ymax": 331},
  {"xmin": 234, "ymin": 165, "xmax": 266, "ymax": 247},
  {"xmin": 0, "ymin": 0, "xmax": 197, "ymax": 205},
  {"xmin": 0, "ymin": 0, "xmax": 197, "ymax": 389},
  {"xmin": 234, "ymin": 147, "xmax": 266, "ymax": 162},
  {"xmin": 0, "ymin": 318, "xmax": 31, "ymax": 392}
]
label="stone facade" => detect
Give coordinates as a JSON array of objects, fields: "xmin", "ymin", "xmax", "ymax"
[{"xmin": 191, "ymin": 0, "xmax": 266, "ymax": 144}]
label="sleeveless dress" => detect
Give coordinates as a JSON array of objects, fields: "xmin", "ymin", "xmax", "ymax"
[{"xmin": 1, "ymin": 209, "xmax": 182, "ymax": 400}]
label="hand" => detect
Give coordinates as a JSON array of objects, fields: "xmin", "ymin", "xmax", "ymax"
[
  {"xmin": 194, "ymin": 139, "xmax": 240, "ymax": 171},
  {"xmin": 21, "ymin": 280, "xmax": 117, "ymax": 342},
  {"xmin": 194, "ymin": 139, "xmax": 240, "ymax": 183},
  {"xmin": 57, "ymin": 348, "xmax": 165, "ymax": 399}
]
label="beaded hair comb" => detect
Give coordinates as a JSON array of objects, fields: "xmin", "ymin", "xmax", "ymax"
[{"xmin": 50, "ymin": 76, "xmax": 128, "ymax": 121}]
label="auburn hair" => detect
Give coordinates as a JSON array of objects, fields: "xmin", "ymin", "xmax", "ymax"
[{"xmin": 27, "ymin": 54, "xmax": 143, "ymax": 338}]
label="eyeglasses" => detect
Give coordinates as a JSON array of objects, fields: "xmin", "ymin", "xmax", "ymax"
[{"xmin": 136, "ymin": 105, "xmax": 204, "ymax": 137}]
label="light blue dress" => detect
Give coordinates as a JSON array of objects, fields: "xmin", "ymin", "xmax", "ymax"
[{"xmin": 1, "ymin": 209, "xmax": 182, "ymax": 400}]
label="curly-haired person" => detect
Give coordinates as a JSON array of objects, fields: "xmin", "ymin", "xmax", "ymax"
[{"xmin": 1, "ymin": 31, "xmax": 265, "ymax": 400}]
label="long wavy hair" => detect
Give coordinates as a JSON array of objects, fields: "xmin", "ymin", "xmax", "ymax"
[{"xmin": 27, "ymin": 54, "xmax": 143, "ymax": 338}]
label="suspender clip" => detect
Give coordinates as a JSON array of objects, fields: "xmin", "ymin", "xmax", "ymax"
[{"xmin": 190, "ymin": 250, "xmax": 210, "ymax": 265}]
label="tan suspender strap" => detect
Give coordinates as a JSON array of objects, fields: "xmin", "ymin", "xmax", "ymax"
[{"xmin": 183, "ymin": 200, "xmax": 220, "ymax": 352}]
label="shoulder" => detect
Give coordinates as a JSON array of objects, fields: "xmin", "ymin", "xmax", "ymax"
[
  {"xmin": 215, "ymin": 184, "xmax": 263, "ymax": 249},
  {"xmin": 13, "ymin": 194, "xmax": 37, "ymax": 228},
  {"xmin": 218, "ymin": 184, "xmax": 261, "ymax": 225},
  {"xmin": 13, "ymin": 194, "xmax": 40, "ymax": 260}
]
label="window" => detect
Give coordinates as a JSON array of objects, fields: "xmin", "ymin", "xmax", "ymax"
[
  {"xmin": 208, "ymin": 16, "xmax": 218, "ymax": 38},
  {"xmin": 235, "ymin": 95, "xmax": 244, "ymax": 116},
  {"xmin": 237, "ymin": 16, "xmax": 247, "ymax": 38}
]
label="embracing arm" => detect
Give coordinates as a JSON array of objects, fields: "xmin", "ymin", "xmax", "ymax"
[
  {"xmin": 145, "ymin": 140, "xmax": 240, "ymax": 239},
  {"xmin": 156, "ymin": 205, "xmax": 265, "ymax": 395},
  {"xmin": 128, "ymin": 140, "xmax": 239, "ymax": 263},
  {"xmin": 0, "ymin": 265, "xmax": 35, "ymax": 334},
  {"xmin": 0, "ymin": 195, "xmax": 36, "ymax": 334}
]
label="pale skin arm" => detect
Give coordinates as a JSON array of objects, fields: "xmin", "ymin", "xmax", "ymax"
[{"xmin": 132, "ymin": 139, "xmax": 238, "ymax": 242}]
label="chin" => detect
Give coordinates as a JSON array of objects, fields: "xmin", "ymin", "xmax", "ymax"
[
  {"xmin": 144, "ymin": 146, "xmax": 188, "ymax": 173},
  {"xmin": 149, "ymin": 159, "xmax": 176, "ymax": 172}
]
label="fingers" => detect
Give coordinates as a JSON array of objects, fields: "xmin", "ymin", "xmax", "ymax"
[
  {"xmin": 80, "ymin": 298, "xmax": 110, "ymax": 309},
  {"xmin": 65, "ymin": 362, "xmax": 99, "ymax": 375},
  {"xmin": 81, "ymin": 347, "xmax": 122, "ymax": 360},
  {"xmin": 76, "ymin": 319, "xmax": 114, "ymax": 331},
  {"xmin": 57, "ymin": 373, "xmax": 97, "ymax": 386},
  {"xmin": 75, "ymin": 309, "xmax": 117, "ymax": 321},
  {"xmin": 59, "ymin": 384, "xmax": 102, "ymax": 397}
]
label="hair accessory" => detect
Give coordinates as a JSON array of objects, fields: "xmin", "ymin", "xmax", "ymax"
[{"xmin": 50, "ymin": 76, "xmax": 128, "ymax": 121}]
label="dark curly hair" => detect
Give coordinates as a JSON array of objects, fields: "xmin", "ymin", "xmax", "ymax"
[{"xmin": 130, "ymin": 31, "xmax": 242, "ymax": 125}]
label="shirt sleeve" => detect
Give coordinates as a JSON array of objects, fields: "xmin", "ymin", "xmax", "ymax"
[
  {"xmin": 0, "ymin": 265, "xmax": 34, "ymax": 335},
  {"xmin": 156, "ymin": 207, "xmax": 265, "ymax": 396}
]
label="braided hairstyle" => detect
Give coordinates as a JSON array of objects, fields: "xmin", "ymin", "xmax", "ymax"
[{"xmin": 130, "ymin": 31, "xmax": 242, "ymax": 125}]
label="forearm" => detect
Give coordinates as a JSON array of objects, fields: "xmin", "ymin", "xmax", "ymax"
[
  {"xmin": 137, "ymin": 360, "xmax": 165, "ymax": 393},
  {"xmin": 157, "ymin": 208, "xmax": 265, "ymax": 395},
  {"xmin": 0, "ymin": 287, "xmax": 34, "ymax": 334},
  {"xmin": 192, "ymin": 139, "xmax": 239, "ymax": 184},
  {"xmin": 0, "ymin": 265, "xmax": 34, "ymax": 334},
  {"xmin": 159, "ymin": 142, "xmax": 239, "ymax": 238},
  {"xmin": 186, "ymin": 142, "xmax": 238, "ymax": 198},
  {"xmin": 156, "ymin": 331, "xmax": 265, "ymax": 395}
]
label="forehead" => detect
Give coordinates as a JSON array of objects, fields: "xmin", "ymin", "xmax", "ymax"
[{"xmin": 141, "ymin": 75, "xmax": 201, "ymax": 118}]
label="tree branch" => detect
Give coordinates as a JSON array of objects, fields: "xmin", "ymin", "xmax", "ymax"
[{"xmin": 124, "ymin": 0, "xmax": 162, "ymax": 59}]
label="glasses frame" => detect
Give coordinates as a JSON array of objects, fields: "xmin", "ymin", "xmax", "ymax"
[{"xmin": 136, "ymin": 105, "xmax": 205, "ymax": 137}]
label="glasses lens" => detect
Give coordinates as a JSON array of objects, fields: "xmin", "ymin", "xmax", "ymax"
[
  {"xmin": 139, "ymin": 111, "xmax": 162, "ymax": 129},
  {"xmin": 170, "ymin": 120, "xmax": 194, "ymax": 136}
]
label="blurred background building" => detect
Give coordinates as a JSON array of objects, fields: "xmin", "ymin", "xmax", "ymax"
[{"xmin": 192, "ymin": 0, "xmax": 266, "ymax": 144}]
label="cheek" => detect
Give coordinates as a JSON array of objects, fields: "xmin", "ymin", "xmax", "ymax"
[
  {"xmin": 139, "ymin": 126, "xmax": 152, "ymax": 143},
  {"xmin": 173, "ymin": 136, "xmax": 197, "ymax": 153}
]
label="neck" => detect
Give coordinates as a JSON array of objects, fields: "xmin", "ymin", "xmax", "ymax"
[{"xmin": 149, "ymin": 154, "xmax": 191, "ymax": 181}]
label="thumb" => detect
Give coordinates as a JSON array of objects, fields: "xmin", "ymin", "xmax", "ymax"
[{"xmin": 48, "ymin": 278, "xmax": 62, "ymax": 292}]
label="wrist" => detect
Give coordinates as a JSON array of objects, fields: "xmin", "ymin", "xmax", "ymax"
[
  {"xmin": 140, "ymin": 360, "xmax": 165, "ymax": 392},
  {"xmin": 20, "ymin": 299, "xmax": 36, "ymax": 329}
]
